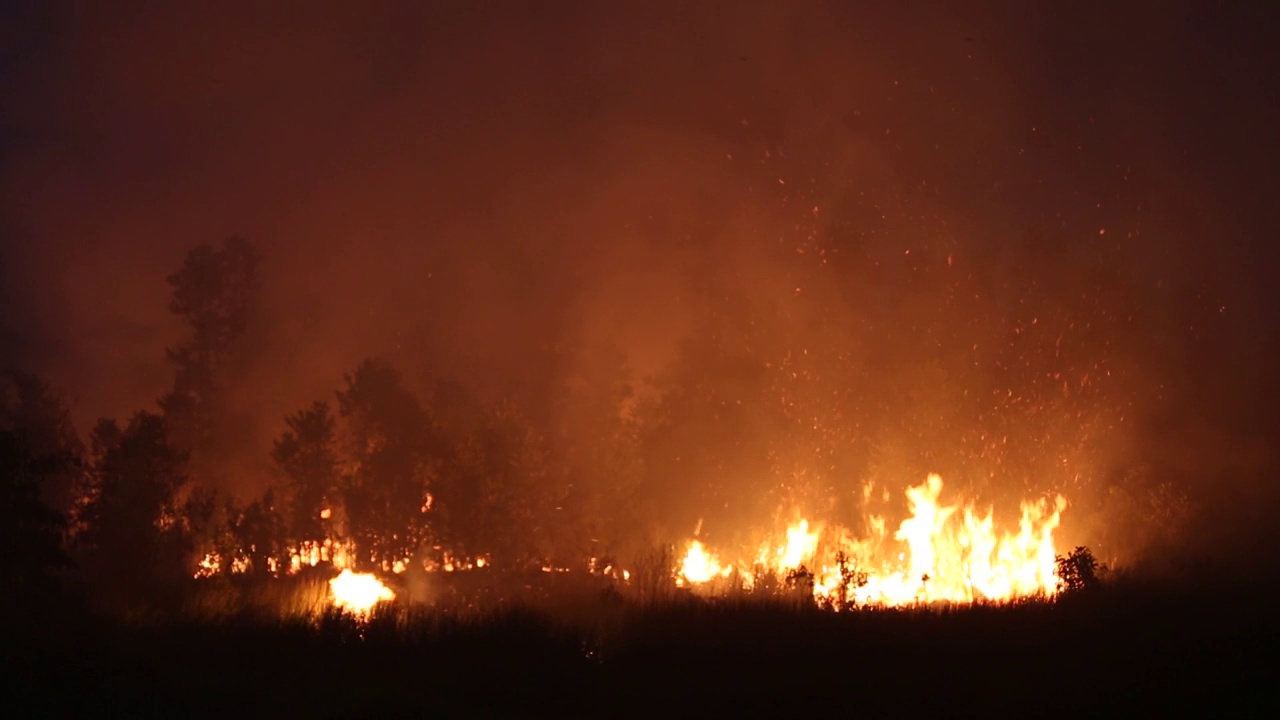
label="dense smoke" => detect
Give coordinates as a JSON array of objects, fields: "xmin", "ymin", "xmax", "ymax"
[{"xmin": 3, "ymin": 1, "xmax": 1278, "ymax": 568}]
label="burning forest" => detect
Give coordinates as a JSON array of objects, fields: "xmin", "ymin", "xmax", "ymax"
[{"xmin": 2, "ymin": 0, "xmax": 1278, "ymax": 714}]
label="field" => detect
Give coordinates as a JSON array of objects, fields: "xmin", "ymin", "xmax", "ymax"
[{"xmin": 7, "ymin": 567, "xmax": 1274, "ymax": 717}]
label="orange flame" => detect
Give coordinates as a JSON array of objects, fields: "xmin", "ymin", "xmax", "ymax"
[
  {"xmin": 329, "ymin": 569, "xmax": 395, "ymax": 616},
  {"xmin": 678, "ymin": 473, "xmax": 1067, "ymax": 607}
]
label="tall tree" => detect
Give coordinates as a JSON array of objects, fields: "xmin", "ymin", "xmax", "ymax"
[
  {"xmin": 0, "ymin": 371, "xmax": 85, "ymax": 519},
  {"xmin": 336, "ymin": 358, "xmax": 434, "ymax": 566},
  {"xmin": 159, "ymin": 237, "xmax": 262, "ymax": 489}
]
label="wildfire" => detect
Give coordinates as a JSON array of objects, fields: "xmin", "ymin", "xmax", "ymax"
[
  {"xmin": 678, "ymin": 474, "xmax": 1068, "ymax": 607},
  {"xmin": 679, "ymin": 540, "xmax": 732, "ymax": 585},
  {"xmin": 190, "ymin": 472, "xmax": 1065, "ymax": 613},
  {"xmin": 289, "ymin": 538, "xmax": 353, "ymax": 573},
  {"xmin": 329, "ymin": 569, "xmax": 395, "ymax": 616}
]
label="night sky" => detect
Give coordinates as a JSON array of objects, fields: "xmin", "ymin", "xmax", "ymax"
[{"xmin": 3, "ymin": 1, "xmax": 1279, "ymax": 555}]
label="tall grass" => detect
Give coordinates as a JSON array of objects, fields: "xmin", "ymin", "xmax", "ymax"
[{"xmin": 9, "ymin": 564, "xmax": 1277, "ymax": 715}]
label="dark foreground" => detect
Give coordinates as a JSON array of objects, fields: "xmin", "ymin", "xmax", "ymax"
[{"xmin": 5, "ymin": 575, "xmax": 1277, "ymax": 718}]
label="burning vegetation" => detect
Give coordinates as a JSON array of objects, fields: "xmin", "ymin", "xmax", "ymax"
[
  {"xmin": 328, "ymin": 569, "xmax": 394, "ymax": 617},
  {"xmin": 674, "ymin": 474, "xmax": 1065, "ymax": 607},
  {"xmin": 0, "ymin": 225, "xmax": 1221, "ymax": 621},
  {"xmin": 4, "ymin": 3, "xmax": 1278, "ymax": 712}
]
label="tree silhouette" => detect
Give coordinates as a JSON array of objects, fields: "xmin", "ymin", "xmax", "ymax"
[
  {"xmin": 432, "ymin": 398, "xmax": 563, "ymax": 570},
  {"xmin": 1056, "ymin": 546, "xmax": 1105, "ymax": 594},
  {"xmin": 0, "ymin": 428, "xmax": 73, "ymax": 600},
  {"xmin": 272, "ymin": 400, "xmax": 341, "ymax": 546},
  {"xmin": 0, "ymin": 371, "xmax": 85, "ymax": 520},
  {"xmin": 75, "ymin": 412, "xmax": 191, "ymax": 600},
  {"xmin": 336, "ymin": 358, "xmax": 434, "ymax": 567},
  {"xmin": 0, "ymin": 372, "xmax": 81, "ymax": 603},
  {"xmin": 159, "ymin": 237, "xmax": 262, "ymax": 488},
  {"xmin": 225, "ymin": 487, "xmax": 286, "ymax": 576}
]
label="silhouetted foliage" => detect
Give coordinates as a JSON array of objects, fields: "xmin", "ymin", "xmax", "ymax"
[
  {"xmin": 0, "ymin": 374, "xmax": 81, "ymax": 598},
  {"xmin": 818, "ymin": 551, "xmax": 868, "ymax": 611},
  {"xmin": 75, "ymin": 412, "xmax": 191, "ymax": 599},
  {"xmin": 1057, "ymin": 546, "xmax": 1105, "ymax": 594},
  {"xmin": 784, "ymin": 564, "xmax": 816, "ymax": 604},
  {"xmin": 631, "ymin": 544, "xmax": 676, "ymax": 604},
  {"xmin": 159, "ymin": 237, "xmax": 262, "ymax": 487},
  {"xmin": 225, "ymin": 488, "xmax": 287, "ymax": 576},
  {"xmin": 0, "ymin": 429, "xmax": 73, "ymax": 598},
  {"xmin": 0, "ymin": 371, "xmax": 85, "ymax": 518},
  {"xmin": 433, "ymin": 398, "xmax": 565, "ymax": 569},
  {"xmin": 272, "ymin": 400, "xmax": 340, "ymax": 544},
  {"xmin": 337, "ymin": 358, "xmax": 434, "ymax": 565}
]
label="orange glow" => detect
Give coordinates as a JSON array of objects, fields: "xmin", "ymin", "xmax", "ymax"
[
  {"xmin": 677, "ymin": 474, "xmax": 1067, "ymax": 607},
  {"xmin": 678, "ymin": 540, "xmax": 732, "ymax": 585},
  {"xmin": 329, "ymin": 569, "xmax": 395, "ymax": 616}
]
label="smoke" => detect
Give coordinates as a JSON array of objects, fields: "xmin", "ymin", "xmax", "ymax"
[{"xmin": 3, "ymin": 1, "xmax": 1278, "ymax": 557}]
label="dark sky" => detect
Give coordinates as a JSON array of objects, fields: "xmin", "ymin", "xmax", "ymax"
[{"xmin": 3, "ymin": 1, "xmax": 1279, "ymax": 530}]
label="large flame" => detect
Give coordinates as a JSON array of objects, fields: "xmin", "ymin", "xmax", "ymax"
[
  {"xmin": 329, "ymin": 569, "xmax": 395, "ymax": 616},
  {"xmin": 678, "ymin": 474, "xmax": 1067, "ymax": 607}
]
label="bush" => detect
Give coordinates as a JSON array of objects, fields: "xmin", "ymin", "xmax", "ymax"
[{"xmin": 1056, "ymin": 546, "xmax": 1106, "ymax": 594}]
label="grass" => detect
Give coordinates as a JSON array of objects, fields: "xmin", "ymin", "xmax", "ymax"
[{"xmin": 5, "ymin": 568, "xmax": 1277, "ymax": 717}]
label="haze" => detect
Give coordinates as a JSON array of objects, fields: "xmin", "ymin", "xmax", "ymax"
[{"xmin": 3, "ymin": 1, "xmax": 1278, "ymax": 563}]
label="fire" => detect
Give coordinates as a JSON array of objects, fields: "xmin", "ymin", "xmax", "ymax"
[
  {"xmin": 679, "ymin": 540, "xmax": 731, "ymax": 585},
  {"xmin": 329, "ymin": 569, "xmax": 395, "ymax": 616},
  {"xmin": 677, "ymin": 473, "xmax": 1068, "ymax": 607},
  {"xmin": 775, "ymin": 519, "xmax": 819, "ymax": 569},
  {"xmin": 194, "ymin": 552, "xmax": 221, "ymax": 578},
  {"xmin": 289, "ymin": 538, "xmax": 353, "ymax": 573}
]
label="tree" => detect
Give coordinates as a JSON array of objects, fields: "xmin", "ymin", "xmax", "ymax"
[
  {"xmin": 272, "ymin": 401, "xmax": 341, "ymax": 545},
  {"xmin": 0, "ymin": 429, "xmax": 73, "ymax": 599},
  {"xmin": 429, "ymin": 394, "xmax": 567, "ymax": 570},
  {"xmin": 0, "ymin": 371, "xmax": 85, "ymax": 519},
  {"xmin": 224, "ymin": 488, "xmax": 286, "ymax": 576},
  {"xmin": 75, "ymin": 412, "xmax": 191, "ymax": 599},
  {"xmin": 159, "ymin": 237, "xmax": 262, "ymax": 488},
  {"xmin": 336, "ymin": 358, "xmax": 434, "ymax": 566},
  {"xmin": 0, "ymin": 372, "xmax": 81, "ymax": 603},
  {"xmin": 1056, "ymin": 546, "xmax": 1105, "ymax": 594}
]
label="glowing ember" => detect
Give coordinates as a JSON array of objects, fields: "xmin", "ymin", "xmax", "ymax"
[
  {"xmin": 329, "ymin": 569, "xmax": 395, "ymax": 616},
  {"xmin": 194, "ymin": 551, "xmax": 221, "ymax": 578}
]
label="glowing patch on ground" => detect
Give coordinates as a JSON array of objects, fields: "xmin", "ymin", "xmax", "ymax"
[{"xmin": 329, "ymin": 569, "xmax": 395, "ymax": 616}]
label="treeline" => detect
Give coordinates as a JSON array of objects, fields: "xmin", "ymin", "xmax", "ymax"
[
  {"xmin": 2, "ymin": 238, "xmax": 654, "ymax": 609},
  {"xmin": 1, "ymin": 234, "xmax": 1202, "ymax": 610}
]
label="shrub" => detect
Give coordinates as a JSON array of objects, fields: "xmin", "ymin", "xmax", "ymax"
[{"xmin": 1056, "ymin": 546, "xmax": 1106, "ymax": 594}]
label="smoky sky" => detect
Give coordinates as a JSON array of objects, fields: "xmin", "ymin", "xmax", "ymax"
[{"xmin": 3, "ymin": 0, "xmax": 1279, "ymax": 526}]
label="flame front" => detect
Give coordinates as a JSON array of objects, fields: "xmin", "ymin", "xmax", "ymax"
[
  {"xmin": 678, "ymin": 474, "xmax": 1068, "ymax": 607},
  {"xmin": 329, "ymin": 569, "xmax": 395, "ymax": 616}
]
